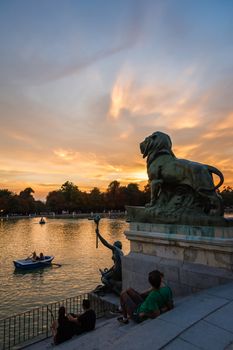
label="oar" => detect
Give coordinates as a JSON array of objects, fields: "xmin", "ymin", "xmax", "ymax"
[
  {"xmin": 41, "ymin": 261, "xmax": 62, "ymax": 268},
  {"xmin": 51, "ymin": 262, "xmax": 62, "ymax": 267}
]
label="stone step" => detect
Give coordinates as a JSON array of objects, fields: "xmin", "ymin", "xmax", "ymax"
[{"xmin": 24, "ymin": 283, "xmax": 233, "ymax": 350}]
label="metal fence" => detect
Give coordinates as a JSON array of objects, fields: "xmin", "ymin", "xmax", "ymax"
[{"xmin": 0, "ymin": 293, "xmax": 117, "ymax": 350}]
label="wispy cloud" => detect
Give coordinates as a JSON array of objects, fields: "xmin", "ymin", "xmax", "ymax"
[{"xmin": 0, "ymin": 1, "xmax": 145, "ymax": 85}]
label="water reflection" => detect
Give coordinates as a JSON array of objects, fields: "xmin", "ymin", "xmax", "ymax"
[
  {"xmin": 13, "ymin": 267, "xmax": 46, "ymax": 276},
  {"xmin": 0, "ymin": 218, "xmax": 129, "ymax": 319}
]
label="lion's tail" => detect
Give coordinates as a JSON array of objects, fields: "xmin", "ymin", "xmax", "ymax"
[{"xmin": 207, "ymin": 165, "xmax": 224, "ymax": 190}]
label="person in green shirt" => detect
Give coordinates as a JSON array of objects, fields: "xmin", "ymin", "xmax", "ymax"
[{"xmin": 117, "ymin": 270, "xmax": 173, "ymax": 324}]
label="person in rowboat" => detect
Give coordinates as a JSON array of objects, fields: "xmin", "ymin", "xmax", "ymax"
[{"xmin": 26, "ymin": 251, "xmax": 39, "ymax": 261}]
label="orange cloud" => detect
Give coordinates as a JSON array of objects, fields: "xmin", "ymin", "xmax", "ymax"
[
  {"xmin": 173, "ymin": 143, "xmax": 201, "ymax": 159},
  {"xmin": 217, "ymin": 112, "xmax": 233, "ymax": 131},
  {"xmin": 108, "ymin": 70, "xmax": 202, "ymax": 130},
  {"xmin": 53, "ymin": 149, "xmax": 80, "ymax": 161}
]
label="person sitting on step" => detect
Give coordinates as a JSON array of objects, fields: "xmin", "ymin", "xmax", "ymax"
[
  {"xmin": 117, "ymin": 270, "xmax": 173, "ymax": 324},
  {"xmin": 68, "ymin": 299, "xmax": 96, "ymax": 335},
  {"xmin": 51, "ymin": 306, "xmax": 74, "ymax": 345}
]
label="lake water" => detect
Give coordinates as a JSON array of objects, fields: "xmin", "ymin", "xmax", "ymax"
[{"xmin": 0, "ymin": 217, "xmax": 129, "ymax": 320}]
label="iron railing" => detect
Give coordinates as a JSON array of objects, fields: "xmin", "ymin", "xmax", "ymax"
[{"xmin": 0, "ymin": 293, "xmax": 117, "ymax": 350}]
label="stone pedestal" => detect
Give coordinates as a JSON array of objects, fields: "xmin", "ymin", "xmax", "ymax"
[{"xmin": 122, "ymin": 222, "xmax": 233, "ymax": 296}]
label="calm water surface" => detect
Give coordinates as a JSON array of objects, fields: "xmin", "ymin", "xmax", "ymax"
[{"xmin": 0, "ymin": 218, "xmax": 129, "ymax": 320}]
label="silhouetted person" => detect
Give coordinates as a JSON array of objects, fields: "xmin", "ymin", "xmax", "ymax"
[
  {"xmin": 68, "ymin": 299, "xmax": 96, "ymax": 335},
  {"xmin": 51, "ymin": 306, "xmax": 74, "ymax": 345}
]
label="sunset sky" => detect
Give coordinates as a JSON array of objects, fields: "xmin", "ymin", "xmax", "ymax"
[{"xmin": 0, "ymin": 0, "xmax": 233, "ymax": 200}]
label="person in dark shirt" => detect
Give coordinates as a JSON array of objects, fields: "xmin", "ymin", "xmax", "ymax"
[
  {"xmin": 51, "ymin": 306, "xmax": 74, "ymax": 345},
  {"xmin": 68, "ymin": 299, "xmax": 96, "ymax": 335}
]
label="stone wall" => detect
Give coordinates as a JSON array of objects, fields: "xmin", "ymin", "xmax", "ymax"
[{"xmin": 122, "ymin": 222, "xmax": 233, "ymax": 296}]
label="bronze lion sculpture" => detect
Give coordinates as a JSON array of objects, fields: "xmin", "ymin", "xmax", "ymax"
[{"xmin": 140, "ymin": 131, "xmax": 224, "ymax": 217}]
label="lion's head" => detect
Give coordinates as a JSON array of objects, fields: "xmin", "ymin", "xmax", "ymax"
[{"xmin": 140, "ymin": 131, "xmax": 173, "ymax": 158}]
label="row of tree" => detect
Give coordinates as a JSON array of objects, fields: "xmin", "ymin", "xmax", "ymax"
[
  {"xmin": 0, "ymin": 181, "xmax": 150, "ymax": 215},
  {"xmin": 0, "ymin": 181, "xmax": 233, "ymax": 215},
  {"xmin": 45, "ymin": 181, "xmax": 150, "ymax": 214},
  {"xmin": 0, "ymin": 188, "xmax": 45, "ymax": 216}
]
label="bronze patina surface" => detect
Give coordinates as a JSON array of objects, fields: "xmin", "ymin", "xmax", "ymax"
[{"xmin": 129, "ymin": 131, "xmax": 232, "ymax": 226}]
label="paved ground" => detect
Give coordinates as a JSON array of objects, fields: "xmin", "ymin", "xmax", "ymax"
[{"xmin": 25, "ymin": 282, "xmax": 233, "ymax": 350}]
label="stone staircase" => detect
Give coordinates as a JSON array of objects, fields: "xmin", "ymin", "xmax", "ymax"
[{"xmin": 24, "ymin": 283, "xmax": 233, "ymax": 350}]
